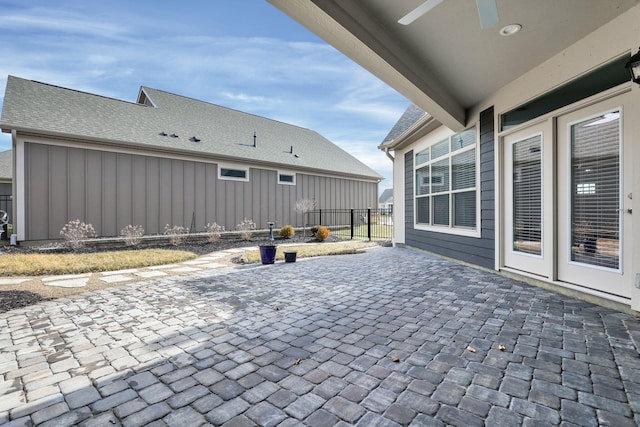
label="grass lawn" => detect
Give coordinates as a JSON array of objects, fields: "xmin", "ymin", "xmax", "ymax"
[
  {"xmin": 330, "ymin": 224, "xmax": 393, "ymax": 241},
  {"xmin": 1, "ymin": 249, "xmax": 198, "ymax": 276}
]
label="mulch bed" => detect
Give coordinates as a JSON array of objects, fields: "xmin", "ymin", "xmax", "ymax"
[{"xmin": 0, "ymin": 290, "xmax": 52, "ymax": 313}]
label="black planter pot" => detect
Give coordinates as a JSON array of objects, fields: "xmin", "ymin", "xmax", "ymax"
[
  {"xmin": 259, "ymin": 245, "xmax": 277, "ymax": 264},
  {"xmin": 284, "ymin": 251, "xmax": 297, "ymax": 263}
]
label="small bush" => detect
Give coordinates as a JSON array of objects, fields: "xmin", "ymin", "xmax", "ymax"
[
  {"xmin": 121, "ymin": 225, "xmax": 144, "ymax": 247},
  {"xmin": 310, "ymin": 226, "xmax": 319, "ymax": 237},
  {"xmin": 236, "ymin": 218, "xmax": 256, "ymax": 241},
  {"xmin": 279, "ymin": 225, "xmax": 295, "ymax": 239},
  {"xmin": 164, "ymin": 224, "xmax": 187, "ymax": 246},
  {"xmin": 205, "ymin": 222, "xmax": 225, "ymax": 243},
  {"xmin": 315, "ymin": 226, "xmax": 330, "ymax": 242},
  {"xmin": 60, "ymin": 219, "xmax": 96, "ymax": 250}
]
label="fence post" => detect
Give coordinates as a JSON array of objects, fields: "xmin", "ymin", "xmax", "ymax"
[
  {"xmin": 350, "ymin": 209, "xmax": 354, "ymax": 240},
  {"xmin": 367, "ymin": 208, "xmax": 372, "ymax": 241}
]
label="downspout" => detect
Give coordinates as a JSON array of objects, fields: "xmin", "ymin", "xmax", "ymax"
[{"xmin": 384, "ymin": 146, "xmax": 394, "ymax": 161}]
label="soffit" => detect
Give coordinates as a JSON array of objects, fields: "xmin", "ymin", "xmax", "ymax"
[{"xmin": 277, "ymin": 0, "xmax": 638, "ymax": 128}]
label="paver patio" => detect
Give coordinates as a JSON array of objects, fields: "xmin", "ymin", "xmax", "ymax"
[{"xmin": 0, "ymin": 246, "xmax": 639, "ymax": 426}]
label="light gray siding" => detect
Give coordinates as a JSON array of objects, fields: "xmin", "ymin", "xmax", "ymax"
[
  {"xmin": 23, "ymin": 141, "xmax": 378, "ymax": 240},
  {"xmin": 404, "ymin": 106, "xmax": 495, "ymax": 269}
]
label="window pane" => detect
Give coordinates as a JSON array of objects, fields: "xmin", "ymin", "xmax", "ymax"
[
  {"xmin": 451, "ymin": 127, "xmax": 476, "ymax": 151},
  {"xmin": 415, "ymin": 166, "xmax": 430, "ymax": 196},
  {"xmin": 431, "ymin": 139, "xmax": 449, "ymax": 159},
  {"xmin": 416, "ymin": 148, "xmax": 429, "ymax": 165},
  {"xmin": 416, "ymin": 197, "xmax": 430, "ymax": 224},
  {"xmin": 570, "ymin": 111, "xmax": 620, "ymax": 269},
  {"xmin": 431, "ymin": 159, "xmax": 449, "ymax": 194},
  {"xmin": 433, "ymin": 195, "xmax": 449, "ymax": 225},
  {"xmin": 279, "ymin": 174, "xmax": 294, "ymax": 183},
  {"xmin": 454, "ymin": 191, "xmax": 476, "ymax": 228},
  {"xmin": 513, "ymin": 135, "xmax": 542, "ymax": 255},
  {"xmin": 452, "ymin": 149, "xmax": 475, "ymax": 190},
  {"xmin": 221, "ymin": 168, "xmax": 246, "ymax": 178}
]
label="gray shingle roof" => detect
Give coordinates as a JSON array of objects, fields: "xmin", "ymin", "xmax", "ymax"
[
  {"xmin": 378, "ymin": 188, "xmax": 393, "ymax": 204},
  {"xmin": 0, "ymin": 150, "xmax": 11, "ymax": 180},
  {"xmin": 380, "ymin": 104, "xmax": 426, "ymax": 144},
  {"xmin": 0, "ymin": 76, "xmax": 382, "ymax": 180}
]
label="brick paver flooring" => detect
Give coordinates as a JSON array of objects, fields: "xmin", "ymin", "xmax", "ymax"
[{"xmin": 1, "ymin": 246, "xmax": 639, "ymax": 426}]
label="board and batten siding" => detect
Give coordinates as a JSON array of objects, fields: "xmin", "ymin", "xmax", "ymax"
[
  {"xmin": 404, "ymin": 107, "xmax": 495, "ymax": 269},
  {"xmin": 24, "ymin": 142, "xmax": 378, "ymax": 240}
]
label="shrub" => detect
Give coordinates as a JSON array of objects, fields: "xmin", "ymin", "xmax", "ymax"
[
  {"xmin": 60, "ymin": 219, "xmax": 96, "ymax": 250},
  {"xmin": 310, "ymin": 226, "xmax": 319, "ymax": 237},
  {"xmin": 121, "ymin": 225, "xmax": 144, "ymax": 247},
  {"xmin": 279, "ymin": 225, "xmax": 295, "ymax": 239},
  {"xmin": 164, "ymin": 224, "xmax": 187, "ymax": 246},
  {"xmin": 236, "ymin": 218, "xmax": 256, "ymax": 241},
  {"xmin": 315, "ymin": 226, "xmax": 330, "ymax": 242},
  {"xmin": 295, "ymin": 198, "xmax": 316, "ymax": 237},
  {"xmin": 205, "ymin": 222, "xmax": 225, "ymax": 243}
]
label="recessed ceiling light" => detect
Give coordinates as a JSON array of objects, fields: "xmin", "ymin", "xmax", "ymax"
[{"xmin": 499, "ymin": 24, "xmax": 522, "ymax": 36}]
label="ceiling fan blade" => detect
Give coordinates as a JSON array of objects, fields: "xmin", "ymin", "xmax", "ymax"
[
  {"xmin": 476, "ymin": 0, "xmax": 499, "ymax": 29},
  {"xmin": 398, "ymin": 0, "xmax": 444, "ymax": 25}
]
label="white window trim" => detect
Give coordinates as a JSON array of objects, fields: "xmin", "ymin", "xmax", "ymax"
[
  {"xmin": 218, "ymin": 163, "xmax": 249, "ymax": 182},
  {"xmin": 413, "ymin": 126, "xmax": 481, "ymax": 238},
  {"xmin": 278, "ymin": 170, "xmax": 296, "ymax": 185}
]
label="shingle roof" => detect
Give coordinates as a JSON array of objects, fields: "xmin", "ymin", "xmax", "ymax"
[
  {"xmin": 0, "ymin": 150, "xmax": 11, "ymax": 180},
  {"xmin": 0, "ymin": 76, "xmax": 382, "ymax": 180},
  {"xmin": 380, "ymin": 104, "xmax": 426, "ymax": 144},
  {"xmin": 378, "ymin": 188, "xmax": 393, "ymax": 204}
]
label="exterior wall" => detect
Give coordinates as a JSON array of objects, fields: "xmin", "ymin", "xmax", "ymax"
[
  {"xmin": 466, "ymin": 5, "xmax": 640, "ymax": 310},
  {"xmin": 403, "ymin": 107, "xmax": 495, "ymax": 269},
  {"xmin": 22, "ymin": 140, "xmax": 378, "ymax": 240}
]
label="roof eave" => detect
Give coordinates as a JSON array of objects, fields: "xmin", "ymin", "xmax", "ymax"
[
  {"xmin": 5, "ymin": 126, "xmax": 383, "ymax": 182},
  {"xmin": 378, "ymin": 114, "xmax": 441, "ymax": 152}
]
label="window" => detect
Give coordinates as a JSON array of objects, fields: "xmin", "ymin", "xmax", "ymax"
[
  {"xmin": 218, "ymin": 164, "xmax": 249, "ymax": 181},
  {"xmin": 415, "ymin": 126, "xmax": 478, "ymax": 234},
  {"xmin": 278, "ymin": 171, "xmax": 296, "ymax": 185}
]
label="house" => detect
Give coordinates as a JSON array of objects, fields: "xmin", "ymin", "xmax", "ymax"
[
  {"xmin": 0, "ymin": 76, "xmax": 382, "ymax": 241},
  {"xmin": 269, "ymin": 1, "xmax": 640, "ymax": 313},
  {"xmin": 378, "ymin": 188, "xmax": 393, "ymax": 214}
]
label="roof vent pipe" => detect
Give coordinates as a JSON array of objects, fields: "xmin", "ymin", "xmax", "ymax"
[{"xmin": 253, "ymin": 132, "xmax": 257, "ymax": 147}]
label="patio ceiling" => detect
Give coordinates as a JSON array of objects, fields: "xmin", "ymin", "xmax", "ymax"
[{"xmin": 269, "ymin": 0, "xmax": 639, "ymax": 130}]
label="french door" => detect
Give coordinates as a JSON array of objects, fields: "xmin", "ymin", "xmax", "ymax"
[
  {"xmin": 557, "ymin": 97, "xmax": 632, "ymax": 297},
  {"xmin": 503, "ymin": 94, "xmax": 632, "ymax": 298},
  {"xmin": 503, "ymin": 120, "xmax": 552, "ymax": 277}
]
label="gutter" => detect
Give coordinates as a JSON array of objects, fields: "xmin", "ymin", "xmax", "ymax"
[
  {"xmin": 5, "ymin": 127, "xmax": 384, "ymax": 183},
  {"xmin": 383, "ymin": 147, "xmax": 394, "ymax": 161},
  {"xmin": 377, "ymin": 113, "xmax": 441, "ymax": 155}
]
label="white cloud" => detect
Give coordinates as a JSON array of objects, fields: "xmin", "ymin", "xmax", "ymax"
[{"xmin": 0, "ymin": 1, "xmax": 408, "ymax": 188}]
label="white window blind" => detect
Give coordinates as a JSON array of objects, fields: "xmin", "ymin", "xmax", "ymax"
[
  {"xmin": 570, "ymin": 112, "xmax": 620, "ymax": 269},
  {"xmin": 416, "ymin": 148, "xmax": 430, "ymax": 166},
  {"xmin": 452, "ymin": 149, "xmax": 475, "ymax": 190},
  {"xmin": 431, "ymin": 139, "xmax": 449, "ymax": 159},
  {"xmin": 512, "ymin": 135, "xmax": 542, "ymax": 255}
]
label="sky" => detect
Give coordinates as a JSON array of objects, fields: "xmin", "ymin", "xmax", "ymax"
[{"xmin": 0, "ymin": 0, "xmax": 409, "ymax": 193}]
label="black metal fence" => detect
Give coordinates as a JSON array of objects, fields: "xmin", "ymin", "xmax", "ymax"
[{"xmin": 306, "ymin": 208, "xmax": 393, "ymax": 241}]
